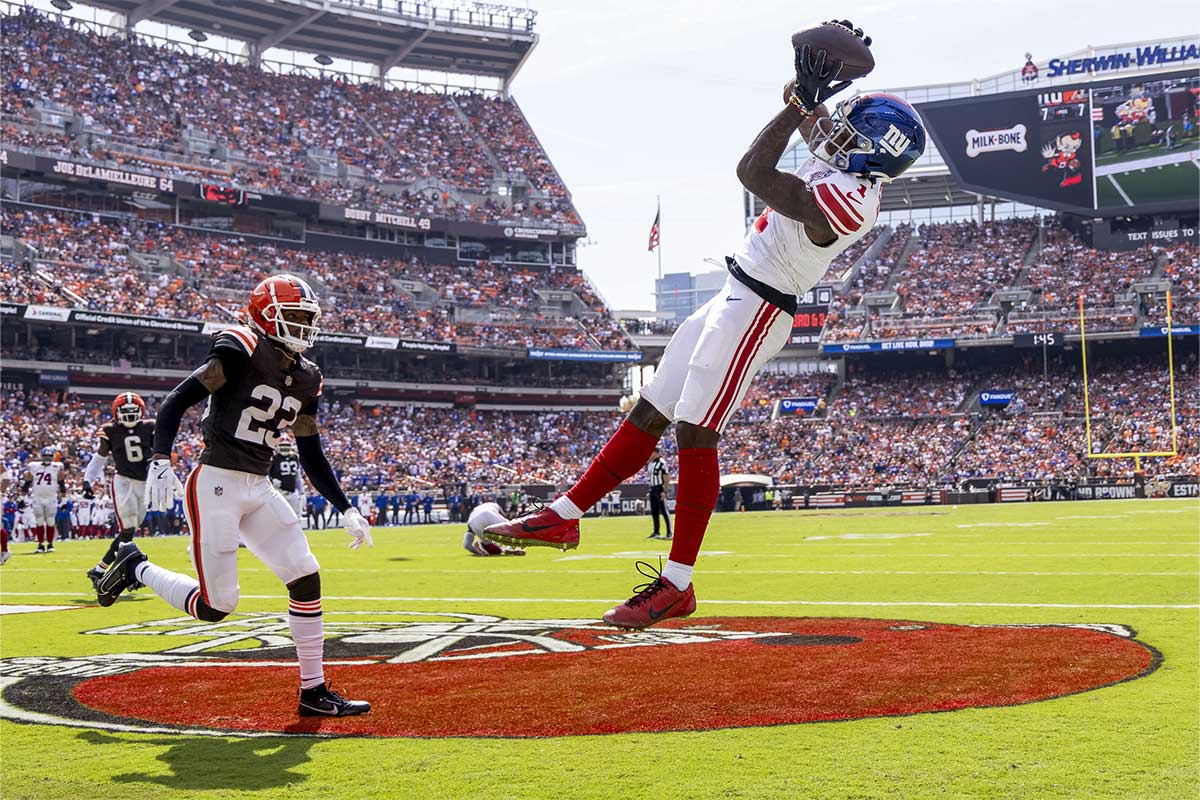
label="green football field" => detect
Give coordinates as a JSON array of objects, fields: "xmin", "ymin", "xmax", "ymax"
[
  {"xmin": 1, "ymin": 498, "xmax": 1197, "ymax": 800},
  {"xmin": 1096, "ymin": 161, "xmax": 1199, "ymax": 207}
]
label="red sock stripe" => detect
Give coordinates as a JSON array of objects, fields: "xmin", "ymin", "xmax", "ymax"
[
  {"xmin": 110, "ymin": 475, "xmax": 123, "ymax": 530},
  {"xmin": 715, "ymin": 306, "xmax": 783, "ymax": 431},
  {"xmin": 185, "ymin": 467, "xmax": 209, "ymax": 605},
  {"xmin": 186, "ymin": 589, "xmax": 199, "ymax": 618},
  {"xmin": 289, "ymin": 600, "xmax": 322, "ymax": 609},
  {"xmin": 701, "ymin": 301, "xmax": 775, "ymax": 429}
]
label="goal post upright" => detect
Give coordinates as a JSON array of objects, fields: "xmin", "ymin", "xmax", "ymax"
[{"xmin": 1078, "ymin": 291, "xmax": 1179, "ymax": 466}]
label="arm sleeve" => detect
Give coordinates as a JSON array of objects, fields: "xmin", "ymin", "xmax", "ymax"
[
  {"xmin": 295, "ymin": 434, "xmax": 351, "ymax": 513},
  {"xmin": 810, "ymin": 179, "xmax": 865, "ymax": 238},
  {"xmin": 152, "ymin": 376, "xmax": 212, "ymax": 456},
  {"xmin": 84, "ymin": 452, "xmax": 108, "ymax": 485}
]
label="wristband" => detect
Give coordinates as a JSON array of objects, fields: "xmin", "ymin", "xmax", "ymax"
[{"xmin": 787, "ymin": 94, "xmax": 812, "ymax": 116}]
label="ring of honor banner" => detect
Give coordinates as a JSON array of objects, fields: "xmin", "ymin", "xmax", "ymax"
[{"xmin": 918, "ymin": 69, "xmax": 1198, "ymax": 214}]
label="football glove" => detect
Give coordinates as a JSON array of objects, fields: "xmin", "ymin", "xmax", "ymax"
[
  {"xmin": 791, "ymin": 45, "xmax": 851, "ymax": 112},
  {"xmin": 342, "ymin": 507, "xmax": 373, "ymax": 550},
  {"xmin": 144, "ymin": 458, "xmax": 179, "ymax": 512},
  {"xmin": 828, "ymin": 19, "xmax": 872, "ymax": 47}
]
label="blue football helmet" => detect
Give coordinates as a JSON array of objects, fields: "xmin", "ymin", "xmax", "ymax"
[
  {"xmin": 40, "ymin": 446, "xmax": 55, "ymax": 464},
  {"xmin": 809, "ymin": 92, "xmax": 926, "ymax": 182}
]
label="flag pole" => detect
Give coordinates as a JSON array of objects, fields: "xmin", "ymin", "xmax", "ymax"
[{"xmin": 656, "ymin": 195, "xmax": 662, "ymax": 280}]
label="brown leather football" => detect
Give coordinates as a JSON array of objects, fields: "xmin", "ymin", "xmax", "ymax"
[{"xmin": 790, "ymin": 22, "xmax": 874, "ymax": 81}]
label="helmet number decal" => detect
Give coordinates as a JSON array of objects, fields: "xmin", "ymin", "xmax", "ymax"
[
  {"xmin": 879, "ymin": 124, "xmax": 911, "ymax": 157},
  {"xmin": 234, "ymin": 385, "xmax": 302, "ymax": 448},
  {"xmin": 123, "ymin": 436, "xmax": 143, "ymax": 464}
]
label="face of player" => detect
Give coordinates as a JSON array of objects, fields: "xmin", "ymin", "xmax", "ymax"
[{"xmin": 281, "ymin": 308, "xmax": 314, "ymax": 327}]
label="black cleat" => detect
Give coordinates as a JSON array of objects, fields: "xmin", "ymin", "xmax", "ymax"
[
  {"xmin": 35, "ymin": 546, "xmax": 45, "ymax": 554},
  {"xmin": 86, "ymin": 566, "xmax": 106, "ymax": 591},
  {"xmin": 46, "ymin": 545, "xmax": 55, "ymax": 553},
  {"xmin": 298, "ymin": 683, "xmax": 370, "ymax": 717},
  {"xmin": 96, "ymin": 543, "xmax": 147, "ymax": 608}
]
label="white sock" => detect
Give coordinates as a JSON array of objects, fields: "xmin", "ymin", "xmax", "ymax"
[
  {"xmin": 661, "ymin": 560, "xmax": 693, "ymax": 591},
  {"xmin": 289, "ymin": 597, "xmax": 325, "ymax": 690},
  {"xmin": 136, "ymin": 561, "xmax": 200, "ymax": 614},
  {"xmin": 550, "ymin": 495, "xmax": 583, "ymax": 520}
]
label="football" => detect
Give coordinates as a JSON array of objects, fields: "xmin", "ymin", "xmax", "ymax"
[{"xmin": 790, "ymin": 21, "xmax": 875, "ymax": 80}]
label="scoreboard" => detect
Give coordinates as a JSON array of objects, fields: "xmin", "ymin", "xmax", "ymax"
[
  {"xmin": 919, "ymin": 69, "xmax": 1199, "ymax": 215},
  {"xmin": 791, "ymin": 286, "xmax": 833, "ymax": 344}
]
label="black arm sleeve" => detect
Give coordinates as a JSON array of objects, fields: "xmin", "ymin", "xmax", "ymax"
[
  {"xmin": 152, "ymin": 376, "xmax": 211, "ymax": 456},
  {"xmin": 295, "ymin": 434, "xmax": 350, "ymax": 513}
]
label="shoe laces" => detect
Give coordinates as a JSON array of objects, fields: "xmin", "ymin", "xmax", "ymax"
[{"xmin": 626, "ymin": 559, "xmax": 670, "ymax": 608}]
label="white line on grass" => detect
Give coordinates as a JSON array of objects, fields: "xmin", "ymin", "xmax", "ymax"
[
  {"xmin": 1, "ymin": 591, "xmax": 1196, "ymax": 609},
  {"xmin": 8, "ymin": 567, "xmax": 1197, "ymax": 577}
]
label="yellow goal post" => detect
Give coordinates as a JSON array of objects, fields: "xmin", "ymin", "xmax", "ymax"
[{"xmin": 1078, "ymin": 291, "xmax": 1179, "ymax": 471}]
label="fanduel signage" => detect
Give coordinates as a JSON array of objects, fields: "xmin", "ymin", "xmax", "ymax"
[
  {"xmin": 1047, "ymin": 43, "xmax": 1200, "ymax": 77},
  {"xmin": 979, "ymin": 390, "xmax": 1015, "ymax": 406},
  {"xmin": 779, "ymin": 397, "xmax": 819, "ymax": 414}
]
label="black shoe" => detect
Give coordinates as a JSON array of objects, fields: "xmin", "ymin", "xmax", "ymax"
[
  {"xmin": 298, "ymin": 683, "xmax": 370, "ymax": 717},
  {"xmin": 662, "ymin": 534, "xmax": 673, "ymax": 540},
  {"xmin": 647, "ymin": 533, "xmax": 661, "ymax": 539},
  {"xmin": 86, "ymin": 566, "xmax": 106, "ymax": 591},
  {"xmin": 96, "ymin": 543, "xmax": 147, "ymax": 608},
  {"xmin": 35, "ymin": 546, "xmax": 45, "ymax": 554},
  {"xmin": 46, "ymin": 545, "xmax": 55, "ymax": 552}
]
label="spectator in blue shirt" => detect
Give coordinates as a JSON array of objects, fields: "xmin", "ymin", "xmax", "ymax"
[
  {"xmin": 422, "ymin": 493, "xmax": 434, "ymax": 523},
  {"xmin": 403, "ymin": 490, "xmax": 419, "ymax": 525}
]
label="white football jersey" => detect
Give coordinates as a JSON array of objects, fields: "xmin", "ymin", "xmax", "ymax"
[
  {"xmin": 27, "ymin": 461, "xmax": 64, "ymax": 499},
  {"xmin": 735, "ymin": 157, "xmax": 881, "ymax": 296},
  {"xmin": 467, "ymin": 502, "xmax": 506, "ymax": 537}
]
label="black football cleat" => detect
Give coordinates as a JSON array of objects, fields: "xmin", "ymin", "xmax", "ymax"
[
  {"xmin": 96, "ymin": 543, "xmax": 147, "ymax": 608},
  {"xmin": 86, "ymin": 566, "xmax": 106, "ymax": 591},
  {"xmin": 298, "ymin": 683, "xmax": 370, "ymax": 717}
]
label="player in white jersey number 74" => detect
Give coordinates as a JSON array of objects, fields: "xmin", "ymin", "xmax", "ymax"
[{"xmin": 487, "ymin": 22, "xmax": 926, "ymax": 629}]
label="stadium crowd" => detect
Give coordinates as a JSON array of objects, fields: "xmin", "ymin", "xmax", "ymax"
[
  {"xmin": 4, "ymin": 352, "xmax": 1195, "ymax": 528},
  {"xmin": 1, "ymin": 8, "xmax": 582, "ymax": 228},
  {"xmin": 2, "ymin": 205, "xmax": 631, "ymax": 350}
]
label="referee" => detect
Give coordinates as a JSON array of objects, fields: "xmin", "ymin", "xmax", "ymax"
[{"xmin": 647, "ymin": 448, "xmax": 672, "ymax": 540}]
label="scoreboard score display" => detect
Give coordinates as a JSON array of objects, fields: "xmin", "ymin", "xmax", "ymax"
[
  {"xmin": 919, "ymin": 70, "xmax": 1198, "ymax": 215},
  {"xmin": 791, "ymin": 286, "xmax": 834, "ymax": 344}
]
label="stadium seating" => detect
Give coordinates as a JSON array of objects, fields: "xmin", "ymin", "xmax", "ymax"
[
  {"xmin": 2, "ymin": 205, "xmax": 630, "ymax": 350},
  {"xmin": 0, "ymin": 9, "xmax": 581, "ymax": 228}
]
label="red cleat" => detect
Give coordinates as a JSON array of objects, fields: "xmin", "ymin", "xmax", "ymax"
[
  {"xmin": 603, "ymin": 561, "xmax": 697, "ymax": 629},
  {"xmin": 484, "ymin": 507, "xmax": 580, "ymax": 551}
]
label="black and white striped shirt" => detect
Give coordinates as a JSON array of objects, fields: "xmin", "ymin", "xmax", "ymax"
[{"xmin": 648, "ymin": 457, "xmax": 669, "ymax": 488}]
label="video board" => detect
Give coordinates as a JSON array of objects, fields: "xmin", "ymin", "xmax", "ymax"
[{"xmin": 918, "ymin": 70, "xmax": 1198, "ymax": 214}]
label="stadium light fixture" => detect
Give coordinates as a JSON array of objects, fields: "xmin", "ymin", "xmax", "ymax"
[
  {"xmin": 50, "ymin": 0, "xmax": 72, "ymax": 10},
  {"xmin": 315, "ymin": 54, "xmax": 334, "ymax": 66},
  {"xmin": 187, "ymin": 29, "xmax": 208, "ymax": 43}
]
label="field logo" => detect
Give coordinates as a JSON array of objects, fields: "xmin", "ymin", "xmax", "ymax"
[
  {"xmin": 0, "ymin": 613, "xmax": 1160, "ymax": 739},
  {"xmin": 965, "ymin": 124, "xmax": 1027, "ymax": 157}
]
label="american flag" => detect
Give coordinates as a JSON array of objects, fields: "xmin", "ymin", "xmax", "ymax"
[{"xmin": 647, "ymin": 207, "xmax": 660, "ymax": 252}]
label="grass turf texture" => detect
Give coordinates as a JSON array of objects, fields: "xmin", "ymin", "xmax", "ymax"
[
  {"xmin": 1, "ymin": 498, "xmax": 1197, "ymax": 799},
  {"xmin": 1095, "ymin": 161, "xmax": 1198, "ymax": 207}
]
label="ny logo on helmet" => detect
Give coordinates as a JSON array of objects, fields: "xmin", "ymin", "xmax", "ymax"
[{"xmin": 879, "ymin": 125, "xmax": 912, "ymax": 157}]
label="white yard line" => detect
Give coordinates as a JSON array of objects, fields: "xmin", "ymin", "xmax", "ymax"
[{"xmin": 1, "ymin": 591, "xmax": 1196, "ymax": 609}]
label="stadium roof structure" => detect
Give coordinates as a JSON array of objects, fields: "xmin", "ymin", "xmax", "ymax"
[{"xmin": 87, "ymin": 0, "xmax": 539, "ymax": 84}]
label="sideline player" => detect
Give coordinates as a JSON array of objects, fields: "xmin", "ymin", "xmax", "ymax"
[
  {"xmin": 95, "ymin": 274, "xmax": 373, "ymax": 716},
  {"xmin": 1, "ymin": 458, "xmax": 13, "ymax": 565},
  {"xmin": 462, "ymin": 500, "xmax": 525, "ymax": 557},
  {"xmin": 270, "ymin": 439, "xmax": 306, "ymax": 519},
  {"xmin": 84, "ymin": 393, "xmax": 156, "ymax": 587},
  {"xmin": 24, "ymin": 447, "xmax": 65, "ymax": 553},
  {"xmin": 489, "ymin": 22, "xmax": 925, "ymax": 627}
]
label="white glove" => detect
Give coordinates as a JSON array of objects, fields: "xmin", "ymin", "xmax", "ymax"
[
  {"xmin": 145, "ymin": 458, "xmax": 177, "ymax": 512},
  {"xmin": 171, "ymin": 471, "xmax": 186, "ymax": 502},
  {"xmin": 342, "ymin": 507, "xmax": 373, "ymax": 550}
]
